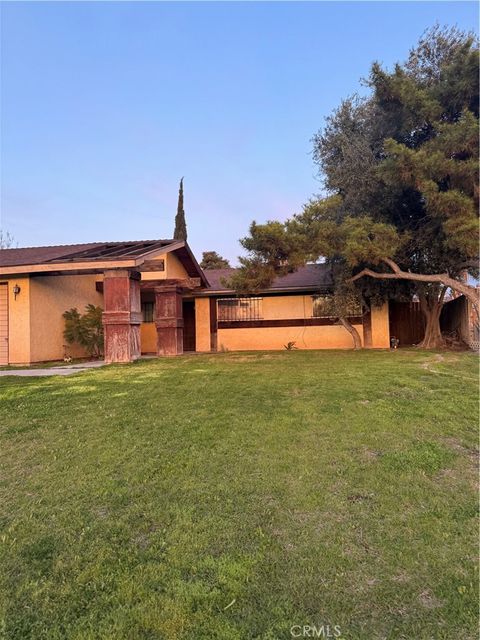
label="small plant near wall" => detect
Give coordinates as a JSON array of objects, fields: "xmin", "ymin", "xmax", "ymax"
[
  {"xmin": 63, "ymin": 304, "xmax": 104, "ymax": 358},
  {"xmin": 284, "ymin": 341, "xmax": 298, "ymax": 351}
]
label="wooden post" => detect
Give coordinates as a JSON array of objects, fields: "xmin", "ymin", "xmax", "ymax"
[
  {"xmin": 102, "ymin": 269, "xmax": 141, "ymax": 363},
  {"xmin": 154, "ymin": 285, "xmax": 184, "ymax": 356}
]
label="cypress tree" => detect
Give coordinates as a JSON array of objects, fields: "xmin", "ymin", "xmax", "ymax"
[{"xmin": 173, "ymin": 177, "xmax": 187, "ymax": 241}]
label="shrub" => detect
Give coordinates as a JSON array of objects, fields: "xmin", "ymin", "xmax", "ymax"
[{"xmin": 63, "ymin": 304, "xmax": 104, "ymax": 358}]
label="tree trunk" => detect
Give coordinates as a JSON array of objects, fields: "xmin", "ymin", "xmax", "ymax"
[
  {"xmin": 338, "ymin": 316, "xmax": 362, "ymax": 350},
  {"xmin": 418, "ymin": 287, "xmax": 447, "ymax": 349}
]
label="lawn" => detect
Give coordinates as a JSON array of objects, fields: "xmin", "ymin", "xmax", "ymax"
[{"xmin": 0, "ymin": 350, "xmax": 478, "ymax": 639}]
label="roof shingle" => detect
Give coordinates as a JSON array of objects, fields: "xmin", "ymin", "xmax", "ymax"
[
  {"xmin": 205, "ymin": 264, "xmax": 333, "ymax": 292},
  {"xmin": 0, "ymin": 240, "xmax": 176, "ymax": 267}
]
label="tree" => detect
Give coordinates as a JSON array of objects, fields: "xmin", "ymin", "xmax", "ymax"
[
  {"xmin": 0, "ymin": 230, "xmax": 16, "ymax": 249},
  {"xmin": 314, "ymin": 25, "xmax": 479, "ymax": 347},
  {"xmin": 63, "ymin": 304, "xmax": 104, "ymax": 358},
  {"xmin": 200, "ymin": 251, "xmax": 231, "ymax": 270},
  {"xmin": 232, "ymin": 25, "xmax": 479, "ymax": 349},
  {"xmin": 227, "ymin": 213, "xmax": 366, "ymax": 349},
  {"xmin": 173, "ymin": 177, "xmax": 187, "ymax": 241}
]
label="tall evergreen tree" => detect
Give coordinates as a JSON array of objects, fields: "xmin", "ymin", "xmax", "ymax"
[{"xmin": 173, "ymin": 177, "xmax": 187, "ymax": 241}]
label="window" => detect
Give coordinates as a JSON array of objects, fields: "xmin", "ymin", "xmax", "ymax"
[
  {"xmin": 217, "ymin": 297, "xmax": 263, "ymax": 321},
  {"xmin": 142, "ymin": 302, "xmax": 154, "ymax": 323},
  {"xmin": 312, "ymin": 295, "xmax": 361, "ymax": 318}
]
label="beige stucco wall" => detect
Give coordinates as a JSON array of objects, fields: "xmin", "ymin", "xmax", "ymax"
[
  {"xmin": 3, "ymin": 277, "xmax": 31, "ymax": 364},
  {"xmin": 370, "ymin": 302, "xmax": 390, "ymax": 348},
  {"xmin": 195, "ymin": 298, "xmax": 211, "ymax": 352},
  {"xmin": 140, "ymin": 323, "xmax": 157, "ymax": 353},
  {"xmin": 166, "ymin": 252, "xmax": 189, "ymax": 279},
  {"xmin": 217, "ymin": 323, "xmax": 365, "ymax": 351},
  {"xmin": 261, "ymin": 295, "xmax": 313, "ymax": 319},
  {"xmin": 195, "ymin": 295, "xmax": 391, "ymax": 353},
  {"xmin": 140, "ymin": 254, "xmax": 168, "ymax": 281},
  {"xmin": 29, "ymin": 274, "xmax": 103, "ymax": 362},
  {"xmin": 140, "ymin": 252, "xmax": 189, "ymax": 281}
]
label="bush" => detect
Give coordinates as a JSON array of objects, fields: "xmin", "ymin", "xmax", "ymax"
[{"xmin": 63, "ymin": 304, "xmax": 104, "ymax": 358}]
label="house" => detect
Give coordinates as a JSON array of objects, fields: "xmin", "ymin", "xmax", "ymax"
[{"xmin": 0, "ymin": 239, "xmax": 390, "ymax": 365}]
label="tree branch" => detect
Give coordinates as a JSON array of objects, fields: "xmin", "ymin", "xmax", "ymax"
[{"xmin": 351, "ymin": 258, "xmax": 480, "ymax": 313}]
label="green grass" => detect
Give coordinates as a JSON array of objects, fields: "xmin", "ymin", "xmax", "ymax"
[{"xmin": 0, "ymin": 350, "xmax": 478, "ymax": 639}]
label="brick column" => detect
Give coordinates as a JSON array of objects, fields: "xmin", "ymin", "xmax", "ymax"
[
  {"xmin": 154, "ymin": 285, "xmax": 184, "ymax": 356},
  {"xmin": 102, "ymin": 269, "xmax": 141, "ymax": 363}
]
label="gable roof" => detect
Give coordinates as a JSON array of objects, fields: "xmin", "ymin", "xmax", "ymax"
[
  {"xmin": 0, "ymin": 240, "xmax": 176, "ymax": 267},
  {"xmin": 0, "ymin": 239, "xmax": 209, "ymax": 286},
  {"xmin": 204, "ymin": 264, "xmax": 333, "ymax": 294}
]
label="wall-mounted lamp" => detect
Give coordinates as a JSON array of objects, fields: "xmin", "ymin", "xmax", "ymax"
[{"xmin": 13, "ymin": 284, "xmax": 21, "ymax": 300}]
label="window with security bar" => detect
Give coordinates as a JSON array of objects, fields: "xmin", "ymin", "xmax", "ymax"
[{"xmin": 217, "ymin": 297, "xmax": 263, "ymax": 321}]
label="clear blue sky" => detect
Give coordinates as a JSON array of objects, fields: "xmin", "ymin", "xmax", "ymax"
[{"xmin": 1, "ymin": 1, "xmax": 478, "ymax": 263}]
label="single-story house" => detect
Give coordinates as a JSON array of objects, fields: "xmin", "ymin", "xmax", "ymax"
[{"xmin": 0, "ymin": 238, "xmax": 392, "ymax": 364}]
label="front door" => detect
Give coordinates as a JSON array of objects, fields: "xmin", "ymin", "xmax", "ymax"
[
  {"xmin": 182, "ymin": 300, "xmax": 196, "ymax": 352},
  {"xmin": 0, "ymin": 284, "xmax": 8, "ymax": 365}
]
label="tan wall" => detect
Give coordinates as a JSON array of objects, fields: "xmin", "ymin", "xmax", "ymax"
[
  {"xmin": 195, "ymin": 298, "xmax": 211, "ymax": 352},
  {"xmin": 166, "ymin": 252, "xmax": 189, "ymax": 279},
  {"xmin": 217, "ymin": 323, "xmax": 365, "ymax": 351},
  {"xmin": 140, "ymin": 323, "xmax": 157, "ymax": 353},
  {"xmin": 3, "ymin": 277, "xmax": 31, "ymax": 364},
  {"xmin": 261, "ymin": 295, "xmax": 313, "ymax": 319},
  {"xmin": 140, "ymin": 254, "xmax": 168, "ymax": 281},
  {"xmin": 370, "ymin": 302, "xmax": 390, "ymax": 348},
  {"xmin": 140, "ymin": 253, "xmax": 189, "ymax": 281},
  {"xmin": 29, "ymin": 274, "xmax": 103, "ymax": 362},
  {"xmin": 196, "ymin": 295, "xmax": 391, "ymax": 353}
]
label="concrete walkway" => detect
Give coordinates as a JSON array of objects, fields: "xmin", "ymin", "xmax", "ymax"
[{"xmin": 0, "ymin": 361, "xmax": 106, "ymax": 377}]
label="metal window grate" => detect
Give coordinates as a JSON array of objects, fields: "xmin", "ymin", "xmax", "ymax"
[
  {"xmin": 217, "ymin": 297, "xmax": 263, "ymax": 321},
  {"xmin": 142, "ymin": 302, "xmax": 154, "ymax": 323}
]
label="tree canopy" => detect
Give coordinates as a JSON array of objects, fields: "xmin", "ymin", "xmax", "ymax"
[
  {"xmin": 231, "ymin": 25, "xmax": 479, "ymax": 348},
  {"xmin": 200, "ymin": 251, "xmax": 231, "ymax": 270}
]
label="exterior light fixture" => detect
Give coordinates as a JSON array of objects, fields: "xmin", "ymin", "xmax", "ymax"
[{"xmin": 13, "ymin": 284, "xmax": 21, "ymax": 300}]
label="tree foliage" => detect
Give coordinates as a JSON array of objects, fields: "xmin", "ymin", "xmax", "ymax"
[
  {"xmin": 173, "ymin": 177, "xmax": 187, "ymax": 241},
  {"xmin": 63, "ymin": 304, "xmax": 104, "ymax": 358},
  {"xmin": 231, "ymin": 25, "xmax": 479, "ymax": 348},
  {"xmin": 200, "ymin": 251, "xmax": 231, "ymax": 270}
]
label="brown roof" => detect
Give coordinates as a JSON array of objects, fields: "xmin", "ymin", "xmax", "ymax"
[
  {"xmin": 205, "ymin": 264, "xmax": 333, "ymax": 293},
  {"xmin": 0, "ymin": 240, "xmax": 176, "ymax": 267}
]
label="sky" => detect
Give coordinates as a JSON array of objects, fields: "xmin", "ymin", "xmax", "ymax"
[{"xmin": 1, "ymin": 1, "xmax": 478, "ymax": 264}]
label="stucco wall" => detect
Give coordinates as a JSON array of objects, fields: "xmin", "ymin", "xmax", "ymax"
[
  {"xmin": 140, "ymin": 252, "xmax": 189, "ymax": 281},
  {"xmin": 166, "ymin": 252, "xmax": 189, "ymax": 279},
  {"xmin": 261, "ymin": 295, "xmax": 313, "ymax": 319},
  {"xmin": 217, "ymin": 323, "xmax": 365, "ymax": 351},
  {"xmin": 3, "ymin": 277, "xmax": 31, "ymax": 364},
  {"xmin": 140, "ymin": 323, "xmax": 157, "ymax": 353},
  {"xmin": 29, "ymin": 274, "xmax": 103, "ymax": 362},
  {"xmin": 140, "ymin": 254, "xmax": 168, "ymax": 281},
  {"xmin": 195, "ymin": 298, "xmax": 211, "ymax": 352},
  {"xmin": 370, "ymin": 302, "xmax": 390, "ymax": 348},
  {"xmin": 196, "ymin": 295, "xmax": 391, "ymax": 353}
]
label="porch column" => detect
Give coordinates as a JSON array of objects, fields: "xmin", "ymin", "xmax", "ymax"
[
  {"xmin": 154, "ymin": 285, "xmax": 184, "ymax": 356},
  {"xmin": 102, "ymin": 269, "xmax": 141, "ymax": 363}
]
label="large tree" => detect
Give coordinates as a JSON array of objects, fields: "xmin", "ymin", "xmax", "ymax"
[
  {"xmin": 200, "ymin": 251, "xmax": 231, "ymax": 270},
  {"xmin": 314, "ymin": 24, "xmax": 479, "ymax": 347},
  {"xmin": 232, "ymin": 25, "xmax": 479, "ymax": 349}
]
